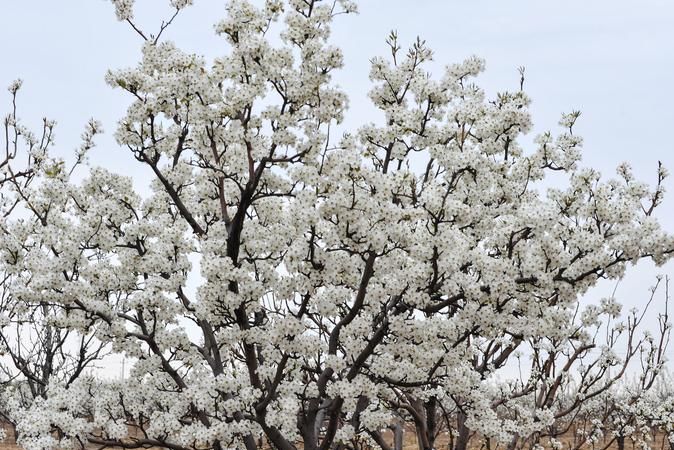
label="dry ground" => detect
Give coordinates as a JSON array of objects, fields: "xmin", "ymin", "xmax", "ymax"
[{"xmin": 1, "ymin": 426, "xmax": 670, "ymax": 450}]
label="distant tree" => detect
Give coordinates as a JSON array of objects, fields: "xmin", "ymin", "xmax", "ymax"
[
  {"xmin": 0, "ymin": 80, "xmax": 109, "ymax": 441},
  {"xmin": 478, "ymin": 277, "xmax": 670, "ymax": 450},
  {"xmin": 0, "ymin": 1, "xmax": 672, "ymax": 450}
]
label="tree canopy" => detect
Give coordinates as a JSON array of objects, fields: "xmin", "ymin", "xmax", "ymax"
[{"xmin": 1, "ymin": 2, "xmax": 672, "ymax": 450}]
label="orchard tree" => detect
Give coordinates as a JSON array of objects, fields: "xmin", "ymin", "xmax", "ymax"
[
  {"xmin": 0, "ymin": 80, "xmax": 109, "ymax": 438},
  {"xmin": 0, "ymin": 1, "xmax": 673, "ymax": 450},
  {"xmin": 382, "ymin": 277, "xmax": 671, "ymax": 450},
  {"xmin": 628, "ymin": 367, "xmax": 674, "ymax": 450},
  {"xmin": 486, "ymin": 277, "xmax": 670, "ymax": 450}
]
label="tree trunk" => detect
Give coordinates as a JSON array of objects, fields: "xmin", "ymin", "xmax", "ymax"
[
  {"xmin": 506, "ymin": 434, "xmax": 519, "ymax": 450},
  {"xmin": 455, "ymin": 412, "xmax": 470, "ymax": 450},
  {"xmin": 393, "ymin": 421, "xmax": 404, "ymax": 450},
  {"xmin": 314, "ymin": 403, "xmax": 327, "ymax": 440},
  {"xmin": 424, "ymin": 397, "xmax": 438, "ymax": 450},
  {"xmin": 410, "ymin": 398, "xmax": 432, "ymax": 450}
]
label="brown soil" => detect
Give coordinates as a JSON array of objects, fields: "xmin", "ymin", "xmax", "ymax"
[{"xmin": 1, "ymin": 425, "xmax": 670, "ymax": 450}]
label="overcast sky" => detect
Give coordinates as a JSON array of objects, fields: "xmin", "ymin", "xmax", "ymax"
[{"xmin": 1, "ymin": 0, "xmax": 673, "ymax": 375}]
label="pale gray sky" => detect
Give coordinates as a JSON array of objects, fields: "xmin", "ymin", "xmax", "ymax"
[
  {"xmin": 1, "ymin": 1, "xmax": 673, "ymax": 372},
  {"xmin": 2, "ymin": 1, "xmax": 673, "ymax": 194}
]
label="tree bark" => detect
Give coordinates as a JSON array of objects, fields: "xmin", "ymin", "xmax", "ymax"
[
  {"xmin": 455, "ymin": 412, "xmax": 470, "ymax": 450},
  {"xmin": 393, "ymin": 421, "xmax": 404, "ymax": 450}
]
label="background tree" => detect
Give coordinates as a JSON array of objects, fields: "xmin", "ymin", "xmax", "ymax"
[{"xmin": 0, "ymin": 80, "xmax": 109, "ymax": 441}]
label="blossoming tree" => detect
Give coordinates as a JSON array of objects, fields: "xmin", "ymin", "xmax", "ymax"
[
  {"xmin": 0, "ymin": 80, "xmax": 110, "ymax": 439},
  {"xmin": 0, "ymin": 1, "xmax": 673, "ymax": 450}
]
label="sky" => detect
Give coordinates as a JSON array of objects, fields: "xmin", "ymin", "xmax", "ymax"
[{"xmin": 1, "ymin": 0, "xmax": 673, "ymax": 376}]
